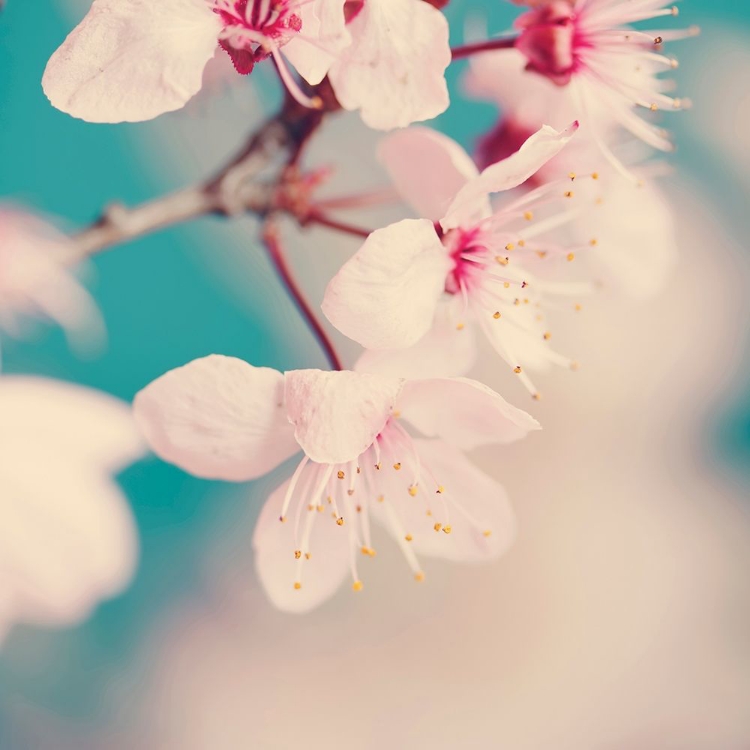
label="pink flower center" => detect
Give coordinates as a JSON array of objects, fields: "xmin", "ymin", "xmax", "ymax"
[
  {"xmin": 514, "ymin": 0, "xmax": 582, "ymax": 85},
  {"xmin": 213, "ymin": 0, "xmax": 303, "ymax": 74},
  {"xmin": 444, "ymin": 227, "xmax": 488, "ymax": 296}
]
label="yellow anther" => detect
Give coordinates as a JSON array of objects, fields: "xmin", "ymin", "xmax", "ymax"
[
  {"xmin": 436, "ymin": 485, "xmax": 445, "ymax": 494},
  {"xmin": 482, "ymin": 529, "xmax": 492, "ymax": 538},
  {"xmin": 393, "ymin": 409, "xmax": 401, "ymax": 418},
  {"xmin": 442, "ymin": 525, "xmax": 452, "ymax": 534},
  {"xmin": 426, "ymin": 510, "xmax": 432, "ymax": 516},
  {"xmin": 518, "ymin": 239, "xmax": 526, "ymax": 247},
  {"xmin": 294, "ymin": 582, "xmax": 302, "ymax": 590},
  {"xmin": 405, "ymin": 533, "xmax": 413, "ymax": 542},
  {"xmin": 523, "ymin": 211, "xmax": 533, "ymax": 221},
  {"xmin": 589, "ymin": 238, "xmax": 598, "ymax": 246},
  {"xmin": 393, "ymin": 462, "xmax": 402, "ymax": 470},
  {"xmin": 337, "ymin": 470, "xmax": 345, "ymax": 480},
  {"xmin": 536, "ymin": 250, "xmax": 548, "ymax": 259},
  {"xmin": 352, "ymin": 580, "xmax": 364, "ymax": 592},
  {"xmin": 649, "ymin": 103, "xmax": 658, "ymax": 112},
  {"xmin": 570, "ymin": 361, "xmax": 580, "ymax": 371},
  {"xmin": 408, "ymin": 485, "xmax": 419, "ymax": 497},
  {"xmin": 307, "ymin": 504, "xmax": 314, "ymax": 511},
  {"xmin": 503, "ymin": 281, "xmax": 510, "ymax": 289},
  {"xmin": 294, "ymin": 550, "xmax": 302, "ymax": 559},
  {"xmin": 543, "ymin": 331, "xmax": 551, "ymax": 341},
  {"xmin": 514, "ymin": 366, "xmax": 522, "ymax": 374},
  {"xmin": 495, "ymin": 256, "xmax": 509, "ymax": 266},
  {"xmin": 524, "ymin": 298, "xmax": 530, "ymax": 304},
  {"xmin": 433, "ymin": 522, "xmax": 442, "ymax": 532},
  {"xmin": 279, "ymin": 515, "xmax": 287, "ymax": 523},
  {"xmin": 336, "ymin": 517, "xmax": 345, "ymax": 526},
  {"xmin": 514, "ymin": 298, "xmax": 521, "ymax": 306},
  {"xmin": 567, "ymin": 252, "xmax": 575, "ymax": 262},
  {"xmin": 505, "ymin": 242, "xmax": 515, "ymax": 251},
  {"xmin": 375, "ymin": 462, "xmax": 382, "ymax": 470},
  {"xmin": 591, "ymin": 172, "xmax": 599, "ymax": 180},
  {"xmin": 377, "ymin": 495, "xmax": 385, "ymax": 503},
  {"xmin": 316, "ymin": 504, "xmax": 324, "ymax": 512},
  {"xmin": 574, "ymin": 303, "xmax": 582, "ymax": 312},
  {"xmin": 564, "ymin": 190, "xmax": 574, "ymax": 198},
  {"xmin": 456, "ymin": 322, "xmax": 465, "ymax": 331},
  {"xmin": 305, "ymin": 552, "xmax": 311, "ymax": 560},
  {"xmin": 568, "ymin": 172, "xmax": 576, "ymax": 181},
  {"xmin": 654, "ymin": 35, "xmax": 663, "ymax": 44},
  {"xmin": 493, "ymin": 311, "xmax": 501, "ymax": 320},
  {"xmin": 414, "ymin": 572, "xmax": 425, "ymax": 583},
  {"xmin": 326, "ymin": 495, "xmax": 333, "ymax": 504},
  {"xmin": 356, "ymin": 504, "xmax": 362, "ymax": 512},
  {"xmin": 361, "ymin": 546, "xmax": 370, "ymax": 556},
  {"xmin": 532, "ymin": 392, "xmax": 542, "ymax": 401}
]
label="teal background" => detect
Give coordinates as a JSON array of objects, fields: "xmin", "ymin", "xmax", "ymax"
[{"xmin": 0, "ymin": 0, "xmax": 748, "ymax": 738}]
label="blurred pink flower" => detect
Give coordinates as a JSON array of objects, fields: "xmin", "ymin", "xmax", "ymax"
[
  {"xmin": 510, "ymin": 0, "xmax": 696, "ymax": 155},
  {"xmin": 0, "ymin": 208, "xmax": 103, "ymax": 352},
  {"xmin": 322, "ymin": 124, "xmax": 587, "ymax": 393},
  {"xmin": 42, "ymin": 0, "xmax": 449, "ymax": 129},
  {"xmin": 0, "ymin": 377, "xmax": 145, "ymax": 642},
  {"xmin": 134, "ymin": 354, "xmax": 538, "ymax": 611}
]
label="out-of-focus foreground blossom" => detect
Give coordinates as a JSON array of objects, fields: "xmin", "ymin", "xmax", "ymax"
[
  {"xmin": 0, "ymin": 377, "xmax": 145, "ymax": 643},
  {"xmin": 0, "ymin": 208, "xmax": 103, "ymax": 352},
  {"xmin": 42, "ymin": 0, "xmax": 450, "ymax": 130},
  {"xmin": 133, "ymin": 354, "xmax": 538, "ymax": 611},
  {"xmin": 465, "ymin": 48, "xmax": 678, "ymax": 299},
  {"xmin": 323, "ymin": 123, "xmax": 588, "ymax": 394},
  {"xmin": 509, "ymin": 0, "xmax": 697, "ymax": 158}
]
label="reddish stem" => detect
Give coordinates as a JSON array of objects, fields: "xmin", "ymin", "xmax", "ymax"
[
  {"xmin": 305, "ymin": 211, "xmax": 373, "ymax": 239},
  {"xmin": 262, "ymin": 220, "xmax": 344, "ymax": 371},
  {"xmin": 451, "ymin": 36, "xmax": 517, "ymax": 61}
]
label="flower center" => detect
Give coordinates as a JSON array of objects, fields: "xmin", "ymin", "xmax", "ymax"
[
  {"xmin": 213, "ymin": 0, "xmax": 303, "ymax": 74},
  {"xmin": 515, "ymin": 1, "xmax": 580, "ymax": 85}
]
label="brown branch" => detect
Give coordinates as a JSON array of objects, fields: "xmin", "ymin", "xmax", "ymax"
[{"xmin": 451, "ymin": 36, "xmax": 517, "ymax": 61}]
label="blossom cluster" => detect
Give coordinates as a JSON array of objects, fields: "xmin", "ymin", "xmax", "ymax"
[{"xmin": 1, "ymin": 0, "xmax": 694, "ymax": 632}]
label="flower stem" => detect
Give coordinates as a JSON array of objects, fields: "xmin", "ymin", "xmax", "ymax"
[
  {"xmin": 262, "ymin": 219, "xmax": 344, "ymax": 371},
  {"xmin": 451, "ymin": 36, "xmax": 517, "ymax": 61}
]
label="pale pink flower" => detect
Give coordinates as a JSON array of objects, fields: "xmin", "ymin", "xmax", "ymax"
[
  {"xmin": 322, "ymin": 124, "xmax": 588, "ymax": 393},
  {"xmin": 464, "ymin": 50, "xmax": 678, "ymax": 298},
  {"xmin": 0, "ymin": 377, "xmax": 145, "ymax": 642},
  {"xmin": 510, "ymin": 0, "xmax": 696, "ymax": 157},
  {"xmin": 0, "ymin": 208, "xmax": 103, "ymax": 351},
  {"xmin": 42, "ymin": 0, "xmax": 450, "ymax": 129},
  {"xmin": 133, "ymin": 354, "xmax": 538, "ymax": 611}
]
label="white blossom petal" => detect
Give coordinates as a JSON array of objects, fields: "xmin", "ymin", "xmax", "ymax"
[
  {"xmin": 328, "ymin": 0, "xmax": 450, "ymax": 130},
  {"xmin": 284, "ymin": 369, "xmax": 402, "ymax": 464},
  {"xmin": 322, "ymin": 219, "xmax": 451, "ymax": 350},
  {"xmin": 442, "ymin": 122, "xmax": 579, "ymax": 230},
  {"xmin": 134, "ymin": 355, "xmax": 299, "ymax": 481},
  {"xmin": 399, "ymin": 377, "xmax": 540, "ymax": 449},
  {"xmin": 42, "ymin": 0, "xmax": 221, "ymax": 123}
]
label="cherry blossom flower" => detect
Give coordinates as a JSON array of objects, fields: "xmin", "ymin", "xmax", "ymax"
[
  {"xmin": 0, "ymin": 377, "xmax": 145, "ymax": 643},
  {"xmin": 322, "ymin": 123, "xmax": 590, "ymax": 394},
  {"xmin": 133, "ymin": 354, "xmax": 539, "ymax": 611},
  {"xmin": 42, "ymin": 0, "xmax": 450, "ymax": 129},
  {"xmin": 464, "ymin": 51, "xmax": 677, "ymax": 298},
  {"xmin": 0, "ymin": 208, "xmax": 103, "ymax": 352},
  {"xmin": 509, "ymin": 0, "xmax": 697, "ymax": 160}
]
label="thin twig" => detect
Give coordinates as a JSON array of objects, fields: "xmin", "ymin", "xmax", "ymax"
[
  {"xmin": 262, "ymin": 218, "xmax": 344, "ymax": 371},
  {"xmin": 451, "ymin": 36, "xmax": 517, "ymax": 61},
  {"xmin": 304, "ymin": 211, "xmax": 373, "ymax": 239}
]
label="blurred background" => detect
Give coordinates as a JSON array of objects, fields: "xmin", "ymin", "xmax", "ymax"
[{"xmin": 1, "ymin": 1, "xmax": 749, "ymax": 747}]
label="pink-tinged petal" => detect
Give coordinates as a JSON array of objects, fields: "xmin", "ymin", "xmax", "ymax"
[
  {"xmin": 284, "ymin": 369, "xmax": 402, "ymax": 464},
  {"xmin": 399, "ymin": 377, "xmax": 540, "ymax": 449},
  {"xmin": 322, "ymin": 219, "xmax": 450, "ymax": 350},
  {"xmin": 378, "ymin": 127, "xmax": 488, "ymax": 222},
  {"xmin": 441, "ymin": 122, "xmax": 580, "ymax": 230},
  {"xmin": 134, "ymin": 355, "xmax": 298, "ymax": 481},
  {"xmin": 284, "ymin": 0, "xmax": 350, "ymax": 85},
  {"xmin": 0, "ymin": 377, "xmax": 145, "ymax": 472},
  {"xmin": 355, "ymin": 302, "xmax": 477, "ymax": 379},
  {"xmin": 252, "ymin": 475, "xmax": 350, "ymax": 613},
  {"xmin": 42, "ymin": 0, "xmax": 221, "ymax": 123},
  {"xmin": 0, "ymin": 452, "xmax": 137, "ymax": 629},
  {"xmin": 375, "ymin": 439, "xmax": 516, "ymax": 562},
  {"xmin": 327, "ymin": 0, "xmax": 450, "ymax": 129},
  {"xmin": 0, "ymin": 208, "xmax": 103, "ymax": 350}
]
